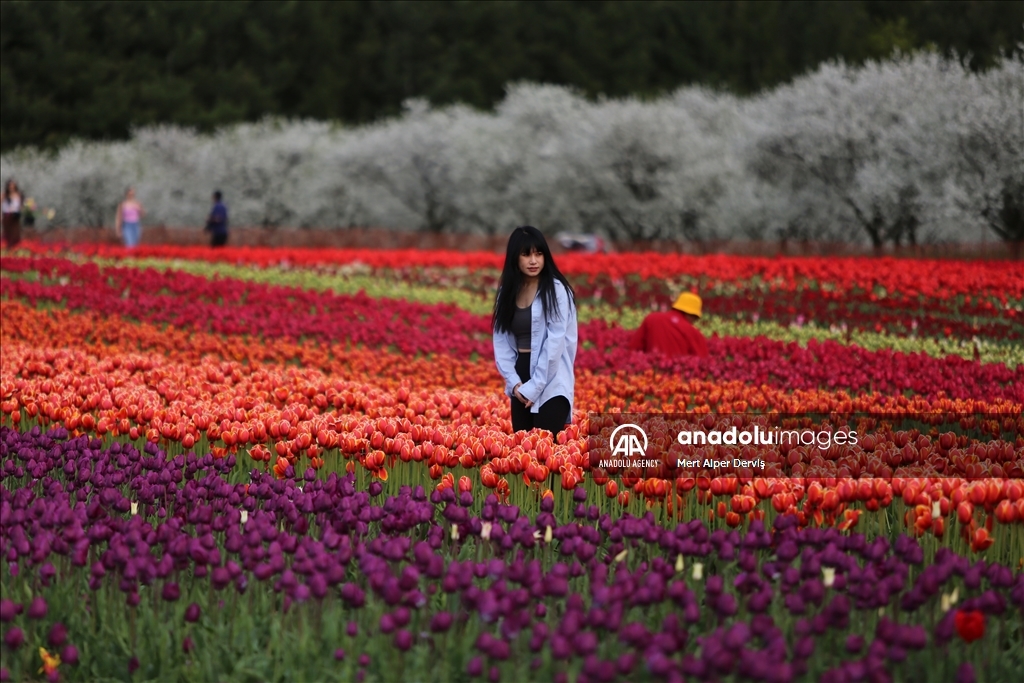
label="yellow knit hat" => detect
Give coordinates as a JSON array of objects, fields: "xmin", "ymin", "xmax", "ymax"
[{"xmin": 671, "ymin": 292, "xmax": 702, "ymax": 317}]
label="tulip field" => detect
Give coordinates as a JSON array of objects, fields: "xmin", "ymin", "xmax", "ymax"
[{"xmin": 1, "ymin": 242, "xmax": 1023, "ymax": 682}]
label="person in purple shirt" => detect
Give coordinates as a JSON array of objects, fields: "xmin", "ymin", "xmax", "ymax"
[{"xmin": 205, "ymin": 190, "xmax": 229, "ymax": 247}]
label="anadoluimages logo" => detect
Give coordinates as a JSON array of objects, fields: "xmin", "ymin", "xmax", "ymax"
[{"xmin": 609, "ymin": 423, "xmax": 648, "ymax": 458}]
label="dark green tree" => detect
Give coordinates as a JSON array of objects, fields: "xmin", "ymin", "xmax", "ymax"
[{"xmin": 2, "ymin": 0, "xmax": 1020, "ymax": 151}]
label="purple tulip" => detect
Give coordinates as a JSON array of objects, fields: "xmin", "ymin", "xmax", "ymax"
[
  {"xmin": 394, "ymin": 629, "xmax": 413, "ymax": 651},
  {"xmin": 785, "ymin": 593, "xmax": 806, "ymax": 615},
  {"xmin": 793, "ymin": 636, "xmax": 815, "ymax": 659},
  {"xmin": 162, "ymin": 582, "xmax": 181, "ymax": 602},
  {"xmin": 714, "ymin": 593, "xmax": 738, "ymax": 617},
  {"xmin": 645, "ymin": 651, "xmax": 673, "ymax": 677},
  {"xmin": 466, "ymin": 656, "xmax": 484, "ymax": 677},
  {"xmin": 0, "ymin": 668, "xmax": 8, "ymax": 682},
  {"xmin": 724, "ymin": 623, "xmax": 751, "ymax": 650},
  {"xmin": 347, "ymin": 621, "xmax": 359, "ymax": 638},
  {"xmin": 956, "ymin": 663, "xmax": 976, "ymax": 683},
  {"xmin": 39, "ymin": 563, "xmax": 56, "ymax": 587},
  {"xmin": 185, "ymin": 603, "xmax": 201, "ymax": 623},
  {"xmin": 48, "ymin": 622, "xmax": 67, "ymax": 647},
  {"xmin": 183, "ymin": 636, "xmax": 195, "ymax": 654},
  {"xmin": 27, "ymin": 596, "xmax": 47, "ymax": 620},
  {"xmin": 358, "ymin": 654, "xmax": 370, "ymax": 668},
  {"xmin": 128, "ymin": 657, "xmax": 140, "ymax": 674},
  {"xmin": 430, "ymin": 612, "xmax": 453, "ymax": 632},
  {"xmin": 3, "ymin": 627, "xmax": 24, "ymax": 650},
  {"xmin": 0, "ymin": 600, "xmax": 16, "ymax": 623},
  {"xmin": 61, "ymin": 644, "xmax": 80, "ymax": 665}
]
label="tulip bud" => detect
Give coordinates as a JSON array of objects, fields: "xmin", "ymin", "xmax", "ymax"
[
  {"xmin": 391, "ymin": 629, "xmax": 411, "ymax": 652},
  {"xmin": 48, "ymin": 623, "xmax": 67, "ymax": 647},
  {"xmin": 162, "ymin": 582, "xmax": 181, "ymax": 602},
  {"xmin": 131, "ymin": 502, "xmax": 139, "ymax": 516},
  {"xmin": 950, "ymin": 588, "xmax": 959, "ymax": 606},
  {"xmin": 614, "ymin": 550, "xmax": 628, "ymax": 564},
  {"xmin": 451, "ymin": 525, "xmax": 460, "ymax": 541},
  {"xmin": 3, "ymin": 627, "xmax": 24, "ymax": 650},
  {"xmin": 692, "ymin": 563, "xmax": 704, "ymax": 581},
  {"xmin": 240, "ymin": 510, "xmax": 248, "ymax": 525},
  {"xmin": 544, "ymin": 526, "xmax": 553, "ymax": 544},
  {"xmin": 932, "ymin": 501, "xmax": 941, "ymax": 520},
  {"xmin": 480, "ymin": 522, "xmax": 492, "ymax": 540},
  {"xmin": 941, "ymin": 594, "xmax": 951, "ymax": 613},
  {"xmin": 184, "ymin": 603, "xmax": 201, "ymax": 623},
  {"xmin": 675, "ymin": 555, "xmax": 684, "ymax": 573},
  {"xmin": 0, "ymin": 600, "xmax": 17, "ymax": 623},
  {"xmin": 27, "ymin": 596, "xmax": 47, "ymax": 620},
  {"xmin": 60, "ymin": 645, "xmax": 79, "ymax": 666},
  {"xmin": 822, "ymin": 567, "xmax": 836, "ymax": 588}
]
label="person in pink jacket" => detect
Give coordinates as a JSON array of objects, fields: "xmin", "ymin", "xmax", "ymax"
[{"xmin": 115, "ymin": 187, "xmax": 145, "ymax": 248}]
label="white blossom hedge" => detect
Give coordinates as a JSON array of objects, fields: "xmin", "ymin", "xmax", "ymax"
[{"xmin": 2, "ymin": 53, "xmax": 1020, "ymax": 247}]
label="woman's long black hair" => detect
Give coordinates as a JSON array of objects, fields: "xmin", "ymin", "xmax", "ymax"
[{"xmin": 492, "ymin": 226, "xmax": 576, "ymax": 333}]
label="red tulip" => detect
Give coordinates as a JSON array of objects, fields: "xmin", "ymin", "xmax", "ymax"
[
  {"xmin": 954, "ymin": 610, "xmax": 985, "ymax": 643},
  {"xmin": 970, "ymin": 527, "xmax": 994, "ymax": 553}
]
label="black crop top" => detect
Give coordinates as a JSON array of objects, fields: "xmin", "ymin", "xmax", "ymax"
[{"xmin": 512, "ymin": 305, "xmax": 532, "ymax": 350}]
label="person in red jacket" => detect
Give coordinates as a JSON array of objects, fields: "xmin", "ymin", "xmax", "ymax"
[{"xmin": 629, "ymin": 292, "xmax": 708, "ymax": 357}]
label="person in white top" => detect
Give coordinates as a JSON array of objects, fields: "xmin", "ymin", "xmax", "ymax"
[
  {"xmin": 491, "ymin": 226, "xmax": 578, "ymax": 435},
  {"xmin": 1, "ymin": 178, "xmax": 23, "ymax": 248}
]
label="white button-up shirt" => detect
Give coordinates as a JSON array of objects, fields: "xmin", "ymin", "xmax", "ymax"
[{"xmin": 493, "ymin": 280, "xmax": 578, "ymax": 418}]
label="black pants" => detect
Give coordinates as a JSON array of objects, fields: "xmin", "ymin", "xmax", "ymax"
[
  {"xmin": 511, "ymin": 352, "xmax": 570, "ymax": 434},
  {"xmin": 211, "ymin": 232, "xmax": 228, "ymax": 247},
  {"xmin": 1, "ymin": 214, "xmax": 21, "ymax": 247}
]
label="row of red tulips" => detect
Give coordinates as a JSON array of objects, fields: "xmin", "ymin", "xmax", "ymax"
[
  {"xmin": 2, "ymin": 259, "xmax": 1021, "ymax": 401},
  {"xmin": 12, "ymin": 242, "xmax": 1024, "ymax": 301}
]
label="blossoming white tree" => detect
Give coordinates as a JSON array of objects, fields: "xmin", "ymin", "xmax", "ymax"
[{"xmin": 2, "ymin": 53, "xmax": 1018, "ymax": 247}]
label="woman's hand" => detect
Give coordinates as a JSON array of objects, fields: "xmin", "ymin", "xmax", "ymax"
[{"xmin": 513, "ymin": 383, "xmax": 533, "ymax": 408}]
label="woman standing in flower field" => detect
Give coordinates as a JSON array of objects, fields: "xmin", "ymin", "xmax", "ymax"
[
  {"xmin": 1, "ymin": 178, "xmax": 22, "ymax": 247},
  {"xmin": 492, "ymin": 226, "xmax": 578, "ymax": 435},
  {"xmin": 114, "ymin": 187, "xmax": 144, "ymax": 249}
]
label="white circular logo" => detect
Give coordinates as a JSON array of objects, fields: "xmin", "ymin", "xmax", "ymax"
[{"xmin": 609, "ymin": 423, "xmax": 648, "ymax": 458}]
